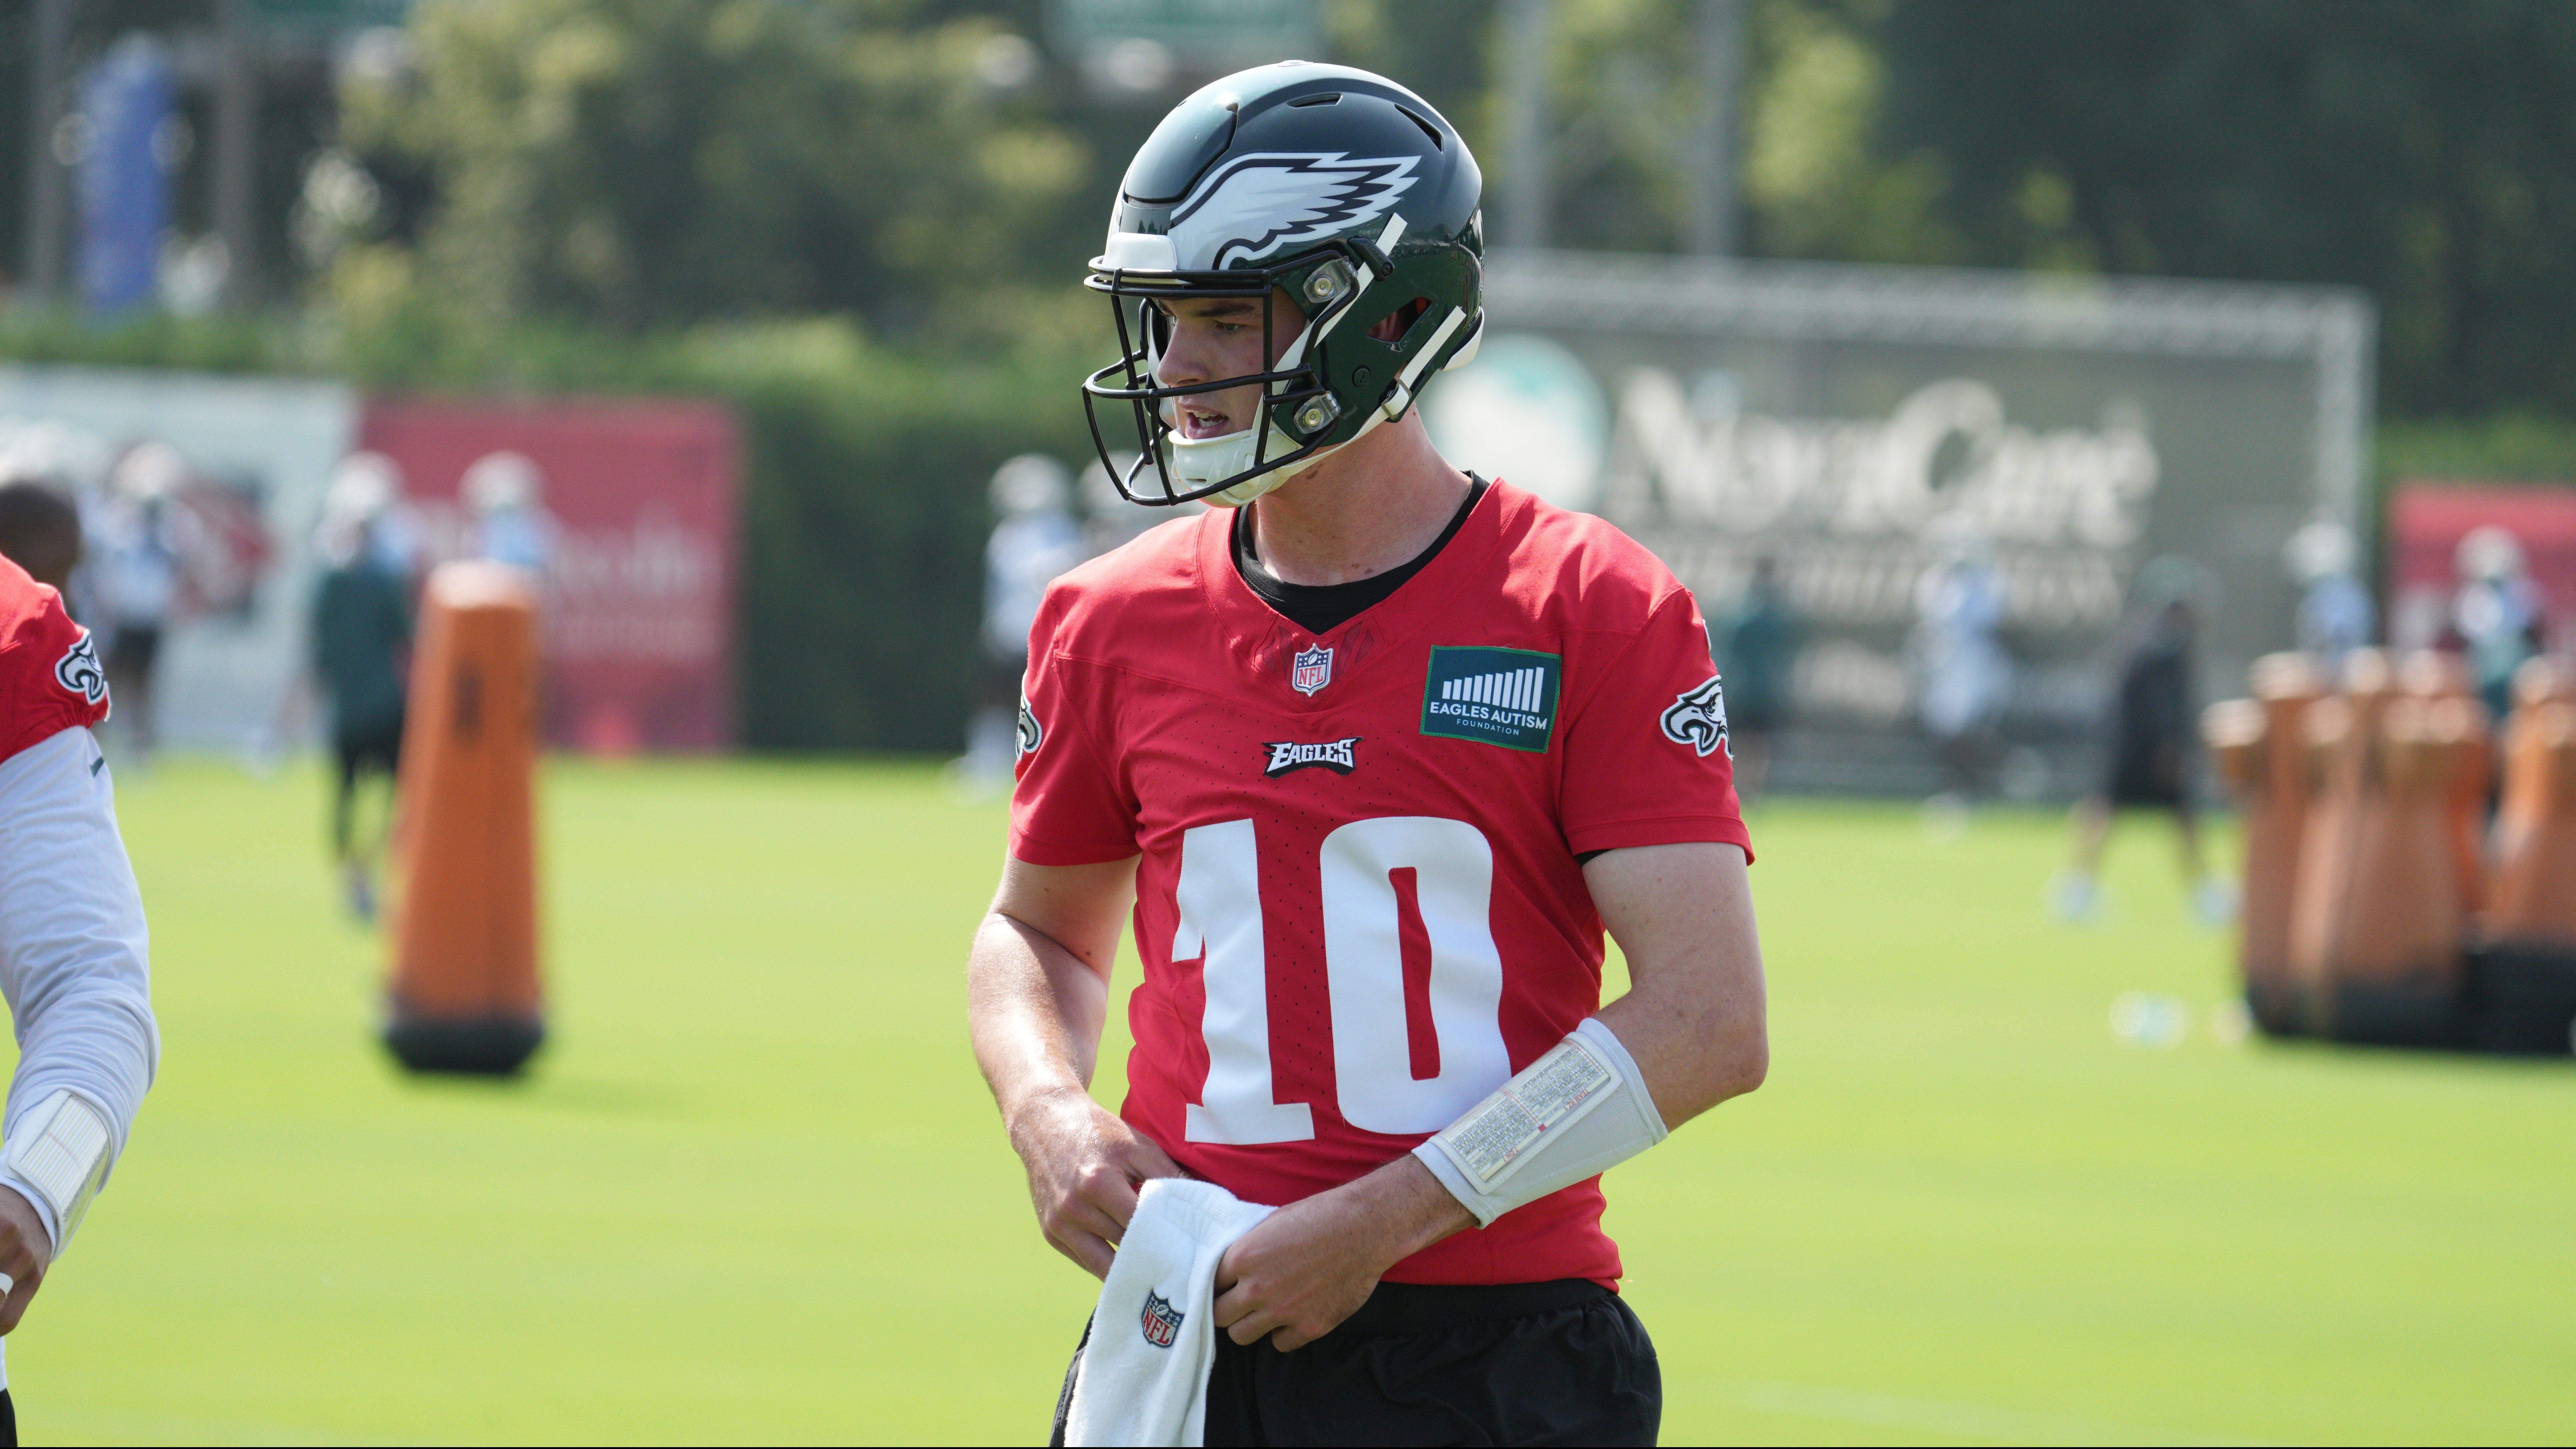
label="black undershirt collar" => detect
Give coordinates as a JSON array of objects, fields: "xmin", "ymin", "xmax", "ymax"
[{"xmin": 1231, "ymin": 474, "xmax": 1489, "ymax": 636}]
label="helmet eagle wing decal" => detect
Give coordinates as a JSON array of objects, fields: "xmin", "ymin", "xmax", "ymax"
[{"xmin": 1168, "ymin": 152, "xmax": 1420, "ymax": 270}]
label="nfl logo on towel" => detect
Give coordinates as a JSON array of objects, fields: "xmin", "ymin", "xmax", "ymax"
[
  {"xmin": 1139, "ymin": 1291, "xmax": 1184, "ymax": 1348},
  {"xmin": 1291, "ymin": 645, "xmax": 1334, "ymax": 697}
]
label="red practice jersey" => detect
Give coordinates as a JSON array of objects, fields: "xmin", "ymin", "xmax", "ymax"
[
  {"xmin": 0, "ymin": 554, "xmax": 110, "ymax": 770},
  {"xmin": 1011, "ymin": 480, "xmax": 1750, "ymax": 1287}
]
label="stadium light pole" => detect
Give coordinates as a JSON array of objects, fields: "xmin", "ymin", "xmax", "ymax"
[
  {"xmin": 19, "ymin": 0, "xmax": 77, "ymax": 304},
  {"xmin": 1684, "ymin": 0, "xmax": 1743, "ymax": 257},
  {"xmin": 1498, "ymin": 0, "xmax": 1552, "ymax": 249}
]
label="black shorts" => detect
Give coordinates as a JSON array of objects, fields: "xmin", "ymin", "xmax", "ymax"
[
  {"xmin": 335, "ymin": 710, "xmax": 405, "ymax": 789},
  {"xmin": 1051, "ymin": 1278, "xmax": 1660, "ymax": 1447},
  {"xmin": 2105, "ymin": 734, "xmax": 2188, "ymax": 809},
  {"xmin": 107, "ymin": 624, "xmax": 161, "ymax": 678}
]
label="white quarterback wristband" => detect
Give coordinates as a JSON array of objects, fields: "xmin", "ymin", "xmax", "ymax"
[
  {"xmin": 2, "ymin": 1090, "xmax": 114, "ymax": 1255},
  {"xmin": 1413, "ymin": 1017, "xmax": 1668, "ymax": 1227}
]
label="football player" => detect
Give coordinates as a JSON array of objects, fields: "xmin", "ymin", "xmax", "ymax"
[
  {"xmin": 0, "ymin": 545, "xmax": 161, "ymax": 1447},
  {"xmin": 967, "ymin": 62, "xmax": 1765, "ymax": 1444}
]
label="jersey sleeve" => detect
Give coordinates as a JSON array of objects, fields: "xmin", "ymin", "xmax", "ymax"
[
  {"xmin": 1007, "ymin": 591, "xmax": 1141, "ymax": 866},
  {"xmin": 1558, "ymin": 588, "xmax": 1754, "ymax": 861},
  {"xmin": 0, "ymin": 563, "xmax": 111, "ymax": 770},
  {"xmin": 0, "ymin": 726, "xmax": 159, "ymax": 1252}
]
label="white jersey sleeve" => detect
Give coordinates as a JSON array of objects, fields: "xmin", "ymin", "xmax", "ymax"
[{"xmin": 0, "ymin": 727, "xmax": 159, "ymax": 1252}]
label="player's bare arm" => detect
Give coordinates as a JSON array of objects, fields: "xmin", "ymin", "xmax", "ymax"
[
  {"xmin": 1584, "ymin": 842, "xmax": 1771, "ymax": 1122},
  {"xmin": 1213, "ymin": 841, "xmax": 1767, "ymax": 1350},
  {"xmin": 968, "ymin": 853, "xmax": 1183, "ymax": 1278}
]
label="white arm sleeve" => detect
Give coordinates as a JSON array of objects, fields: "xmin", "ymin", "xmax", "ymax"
[
  {"xmin": 0, "ymin": 727, "xmax": 160, "ymax": 1252},
  {"xmin": 1412, "ymin": 1016, "xmax": 1667, "ymax": 1228}
]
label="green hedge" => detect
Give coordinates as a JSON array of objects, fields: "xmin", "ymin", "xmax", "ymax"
[
  {"xmin": 2376, "ymin": 414, "xmax": 2576, "ymax": 489},
  {"xmin": 0, "ymin": 310, "xmax": 1101, "ymax": 752},
  {"xmin": 704, "ymin": 331, "xmax": 1097, "ymax": 751}
]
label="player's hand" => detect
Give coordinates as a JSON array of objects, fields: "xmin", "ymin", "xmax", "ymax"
[
  {"xmin": 1010, "ymin": 1086, "xmax": 1185, "ymax": 1280},
  {"xmin": 0, "ymin": 1185, "xmax": 53, "ymax": 1334},
  {"xmin": 1213, "ymin": 1154, "xmax": 1474, "ymax": 1352}
]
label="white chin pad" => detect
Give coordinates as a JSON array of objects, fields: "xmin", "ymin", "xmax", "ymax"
[
  {"xmin": 1163, "ymin": 426, "xmax": 1334, "ymax": 507},
  {"xmin": 1412, "ymin": 1018, "xmax": 1667, "ymax": 1227}
]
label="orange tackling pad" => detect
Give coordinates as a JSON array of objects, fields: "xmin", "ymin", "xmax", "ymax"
[{"xmin": 384, "ymin": 562, "xmax": 545, "ymax": 1074}]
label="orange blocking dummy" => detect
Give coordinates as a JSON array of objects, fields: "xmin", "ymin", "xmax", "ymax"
[
  {"xmin": 2399, "ymin": 650, "xmax": 2492, "ymax": 917},
  {"xmin": 383, "ymin": 562, "xmax": 545, "ymax": 1074},
  {"xmin": 2202, "ymin": 653, "xmax": 2327, "ymax": 1034},
  {"xmin": 2489, "ymin": 662, "xmax": 2576, "ymax": 945},
  {"xmin": 2288, "ymin": 650, "xmax": 2479, "ymax": 1043},
  {"xmin": 2476, "ymin": 661, "xmax": 2576, "ymax": 1053}
]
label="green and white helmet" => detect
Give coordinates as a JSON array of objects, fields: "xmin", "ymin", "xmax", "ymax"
[{"xmin": 1081, "ymin": 61, "xmax": 1485, "ymax": 507}]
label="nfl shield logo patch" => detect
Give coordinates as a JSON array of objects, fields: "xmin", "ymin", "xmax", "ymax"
[
  {"xmin": 1291, "ymin": 645, "xmax": 1334, "ymax": 697},
  {"xmin": 1140, "ymin": 1291, "xmax": 1183, "ymax": 1348}
]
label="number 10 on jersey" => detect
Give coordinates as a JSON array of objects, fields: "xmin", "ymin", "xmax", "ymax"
[{"xmin": 1174, "ymin": 816, "xmax": 1514, "ymax": 1143}]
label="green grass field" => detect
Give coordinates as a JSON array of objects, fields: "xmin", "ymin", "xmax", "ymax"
[{"xmin": 7, "ymin": 758, "xmax": 2567, "ymax": 1444}]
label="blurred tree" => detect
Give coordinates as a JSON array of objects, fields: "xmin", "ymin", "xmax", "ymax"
[
  {"xmin": 1737, "ymin": 0, "xmax": 1955, "ymax": 264},
  {"xmin": 1539, "ymin": 0, "xmax": 1698, "ymax": 251},
  {"xmin": 1874, "ymin": 0, "xmax": 2576, "ymax": 418},
  {"xmin": 339, "ymin": 0, "xmax": 1087, "ymax": 334},
  {"xmin": 1324, "ymin": 0, "xmax": 1497, "ymax": 164}
]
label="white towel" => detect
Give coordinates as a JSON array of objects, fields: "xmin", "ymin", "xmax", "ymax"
[{"xmin": 1064, "ymin": 1178, "xmax": 1276, "ymax": 1447}]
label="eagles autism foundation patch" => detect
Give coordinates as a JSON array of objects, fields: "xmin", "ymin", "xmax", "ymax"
[{"xmin": 1421, "ymin": 646, "xmax": 1561, "ymax": 752}]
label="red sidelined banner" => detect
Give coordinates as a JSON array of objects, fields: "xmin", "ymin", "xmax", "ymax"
[
  {"xmin": 2387, "ymin": 484, "xmax": 2576, "ymax": 650},
  {"xmin": 357, "ymin": 399, "xmax": 739, "ymax": 752}
]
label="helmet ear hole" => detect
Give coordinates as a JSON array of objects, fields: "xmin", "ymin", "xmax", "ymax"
[{"xmin": 1368, "ymin": 297, "xmax": 1431, "ymax": 344}]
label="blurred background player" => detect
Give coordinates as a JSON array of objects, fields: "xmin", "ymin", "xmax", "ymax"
[
  {"xmin": 1080, "ymin": 452, "xmax": 1200, "ymax": 558},
  {"xmin": 1712, "ymin": 554, "xmax": 1800, "ymax": 802},
  {"xmin": 958, "ymin": 453, "xmax": 1083, "ymax": 792},
  {"xmin": 0, "ymin": 478, "xmax": 84, "ymax": 599},
  {"xmin": 2286, "ymin": 517, "xmax": 2373, "ymax": 671},
  {"xmin": 2055, "ymin": 562, "xmax": 2230, "ymax": 926},
  {"xmin": 310, "ymin": 476, "xmax": 414, "ymax": 922},
  {"xmin": 463, "ymin": 450, "xmax": 558, "ymax": 576},
  {"xmin": 86, "ymin": 442, "xmax": 190, "ymax": 764},
  {"xmin": 1913, "ymin": 519, "xmax": 2012, "ymax": 827},
  {"xmin": 0, "ymin": 533, "xmax": 162, "ymax": 1444},
  {"xmin": 2452, "ymin": 524, "xmax": 2544, "ymax": 724},
  {"xmin": 331, "ymin": 450, "xmax": 424, "ymax": 583}
]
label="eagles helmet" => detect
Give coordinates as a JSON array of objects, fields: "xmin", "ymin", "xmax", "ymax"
[{"xmin": 1081, "ymin": 62, "xmax": 1485, "ymax": 508}]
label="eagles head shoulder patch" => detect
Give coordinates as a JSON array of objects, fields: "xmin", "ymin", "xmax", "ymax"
[
  {"xmin": 1015, "ymin": 692, "xmax": 1043, "ymax": 757},
  {"xmin": 54, "ymin": 630, "xmax": 108, "ymax": 708},
  {"xmin": 1660, "ymin": 676, "xmax": 1729, "ymax": 758}
]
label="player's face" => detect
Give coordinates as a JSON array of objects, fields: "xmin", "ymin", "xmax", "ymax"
[{"xmin": 1151, "ymin": 289, "xmax": 1308, "ymax": 441}]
